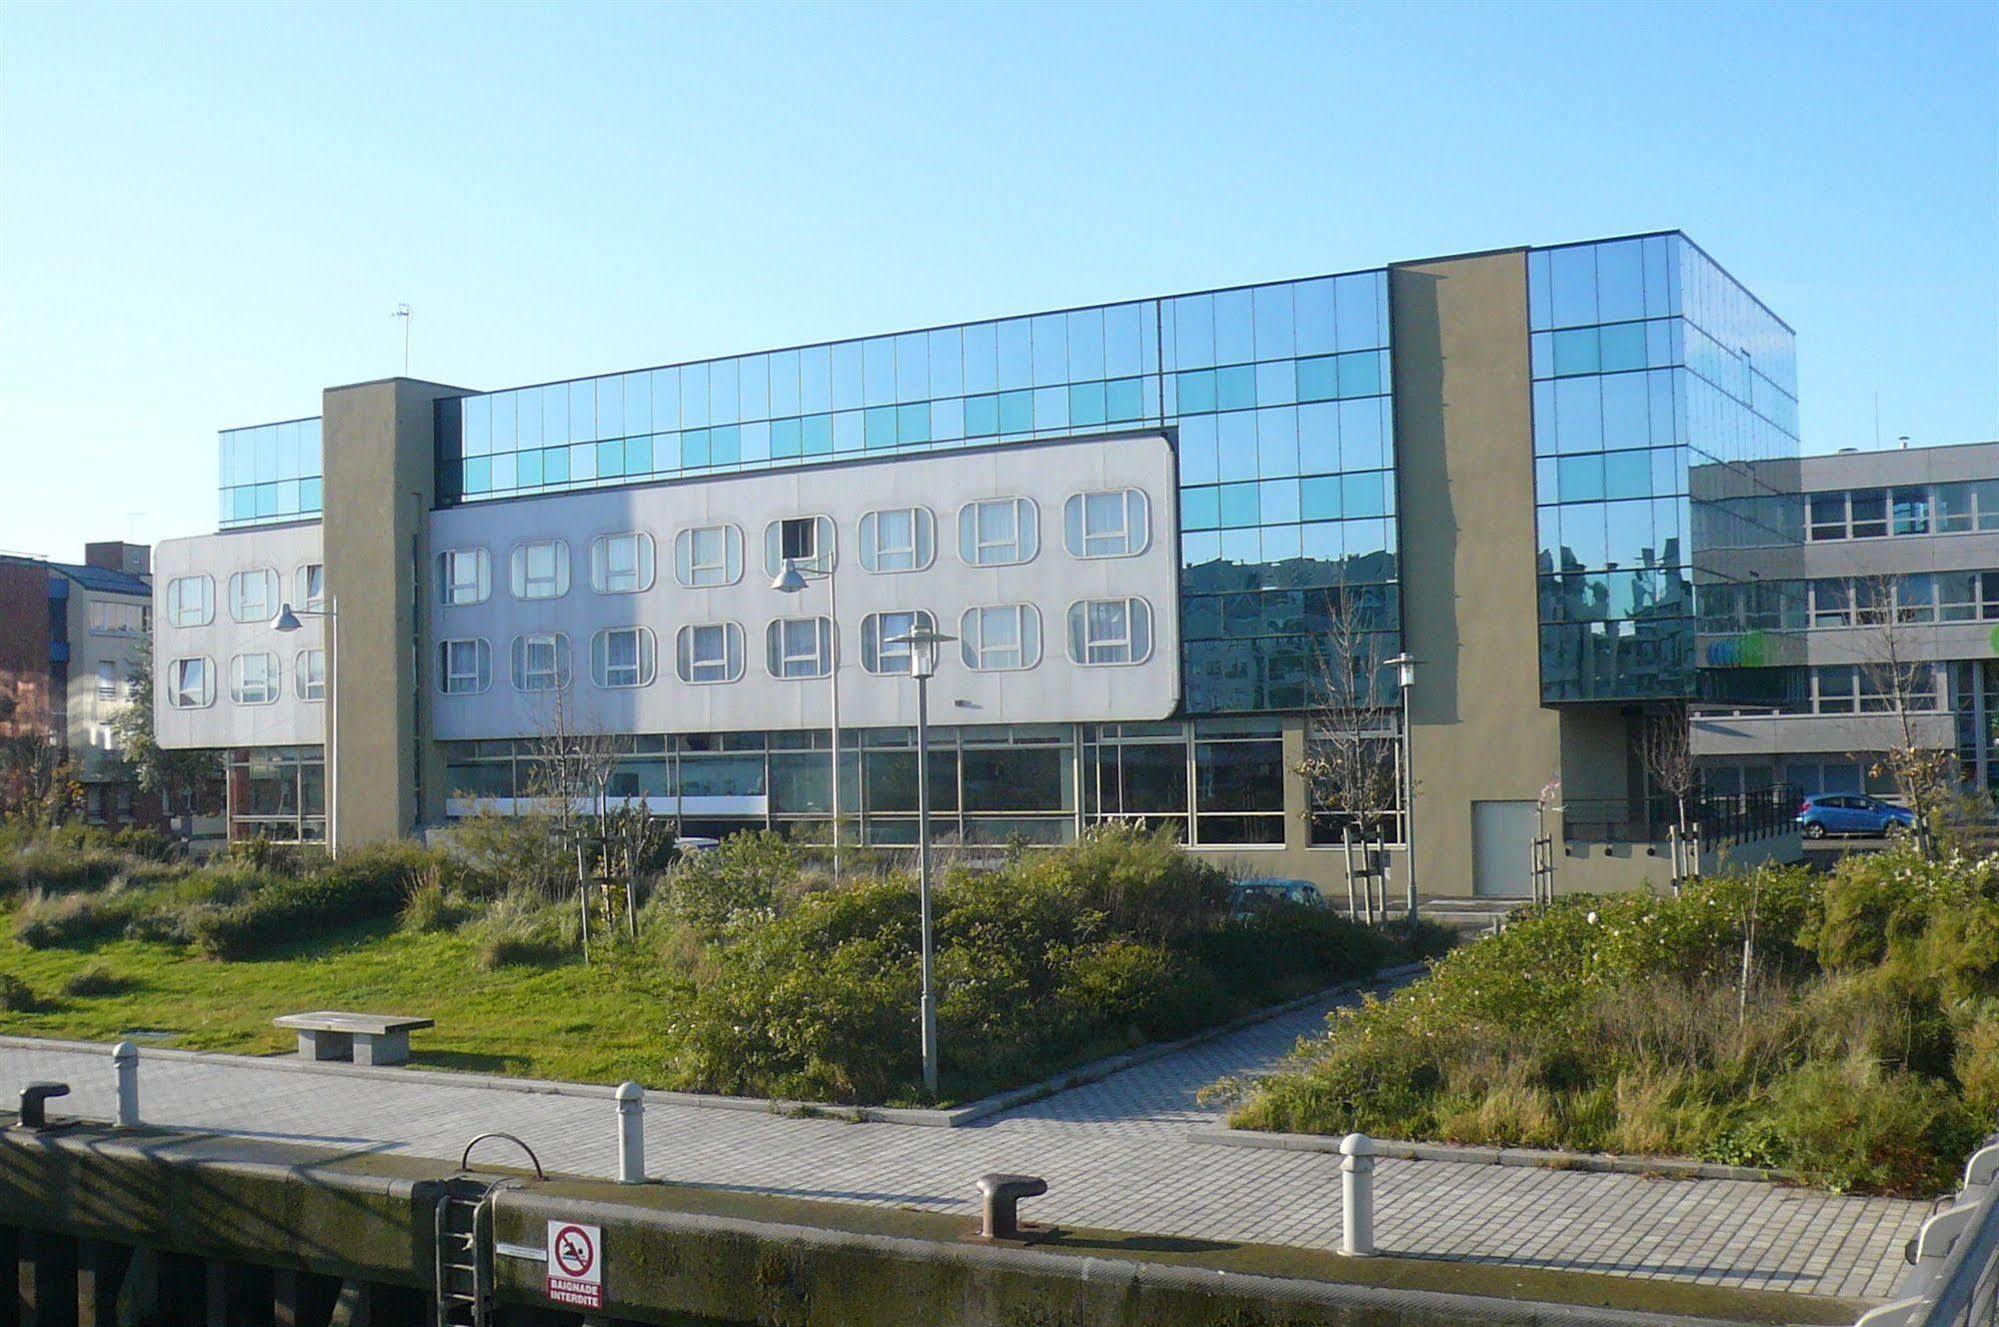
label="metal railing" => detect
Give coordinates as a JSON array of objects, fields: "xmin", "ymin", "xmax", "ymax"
[
  {"xmin": 1560, "ymin": 783, "xmax": 1800, "ymax": 848},
  {"xmin": 1859, "ymin": 1140, "xmax": 1999, "ymax": 1326}
]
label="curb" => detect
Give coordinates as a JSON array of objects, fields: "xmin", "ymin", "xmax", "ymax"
[
  {"xmin": 0, "ymin": 961, "xmax": 1428, "ymax": 1130},
  {"xmin": 1187, "ymin": 1126, "xmax": 1797, "ymax": 1184}
]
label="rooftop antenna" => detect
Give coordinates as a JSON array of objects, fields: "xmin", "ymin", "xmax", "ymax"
[
  {"xmin": 392, "ymin": 303, "xmax": 412, "ymax": 375},
  {"xmin": 1873, "ymin": 390, "xmax": 1881, "ymax": 449}
]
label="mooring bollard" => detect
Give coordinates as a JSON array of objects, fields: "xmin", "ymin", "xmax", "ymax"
[
  {"xmin": 112, "ymin": 1041, "xmax": 139, "ymax": 1127},
  {"xmin": 1340, "ymin": 1132, "xmax": 1376, "ymax": 1257},
  {"xmin": 616, "ymin": 1081, "xmax": 645, "ymax": 1184}
]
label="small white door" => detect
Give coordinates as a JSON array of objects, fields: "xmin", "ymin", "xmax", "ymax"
[{"xmin": 1472, "ymin": 800, "xmax": 1537, "ymax": 898}]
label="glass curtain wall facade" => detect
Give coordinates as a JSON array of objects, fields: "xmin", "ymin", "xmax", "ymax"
[
  {"xmin": 435, "ymin": 273, "xmax": 1400, "ymax": 713},
  {"xmin": 219, "ymin": 418, "xmax": 324, "ymax": 529},
  {"xmin": 1530, "ymin": 234, "xmax": 1799, "ymax": 702},
  {"xmin": 442, "ymin": 717, "xmax": 1292, "ymax": 846}
]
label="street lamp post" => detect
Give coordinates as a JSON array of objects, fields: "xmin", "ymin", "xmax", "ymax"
[
  {"xmin": 273, "ymin": 597, "xmax": 339, "ymax": 855},
  {"xmin": 888, "ymin": 622, "xmax": 955, "ymax": 1098},
  {"xmin": 772, "ymin": 557, "xmax": 843, "ymax": 878},
  {"xmin": 1384, "ymin": 652, "xmax": 1419, "ymax": 924}
]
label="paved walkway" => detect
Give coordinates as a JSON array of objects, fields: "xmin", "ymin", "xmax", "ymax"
[{"xmin": 0, "ymin": 993, "xmax": 1925, "ymax": 1304}]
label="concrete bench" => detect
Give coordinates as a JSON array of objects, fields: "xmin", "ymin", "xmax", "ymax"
[{"xmin": 274, "ymin": 1012, "xmax": 434, "ymax": 1067}]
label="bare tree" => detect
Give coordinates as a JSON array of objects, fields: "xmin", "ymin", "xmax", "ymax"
[
  {"xmin": 1296, "ymin": 581, "xmax": 1399, "ymax": 920},
  {"xmin": 522, "ymin": 687, "xmax": 627, "ymax": 853},
  {"xmin": 1855, "ymin": 572, "xmax": 1954, "ymax": 858},
  {"xmin": 1639, "ymin": 702, "xmax": 1700, "ymax": 892}
]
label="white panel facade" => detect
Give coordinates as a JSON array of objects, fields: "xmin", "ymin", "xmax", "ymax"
[
  {"xmin": 427, "ymin": 432, "xmax": 1181, "ymax": 740},
  {"xmin": 153, "ymin": 523, "xmax": 327, "ymax": 750}
]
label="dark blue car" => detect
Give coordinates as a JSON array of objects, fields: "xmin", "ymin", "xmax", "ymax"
[{"xmin": 1796, "ymin": 793, "xmax": 1915, "ymax": 839}]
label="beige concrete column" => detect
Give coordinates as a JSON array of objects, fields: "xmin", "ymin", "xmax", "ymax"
[
  {"xmin": 320, "ymin": 378, "xmax": 468, "ymax": 849},
  {"xmin": 1390, "ymin": 252, "xmax": 1561, "ymax": 898}
]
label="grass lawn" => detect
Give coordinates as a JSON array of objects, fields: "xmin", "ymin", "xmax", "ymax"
[{"xmin": 0, "ymin": 905, "xmax": 691, "ymax": 1085}]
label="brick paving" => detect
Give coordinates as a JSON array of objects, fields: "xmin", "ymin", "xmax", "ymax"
[{"xmin": 0, "ymin": 993, "xmax": 1926, "ymax": 1303}]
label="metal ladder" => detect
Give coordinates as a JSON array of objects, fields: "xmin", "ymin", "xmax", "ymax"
[{"xmin": 434, "ymin": 1177, "xmax": 495, "ymax": 1326}]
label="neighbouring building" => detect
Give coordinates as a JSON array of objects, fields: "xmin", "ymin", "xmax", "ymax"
[
  {"xmin": 1693, "ymin": 439, "xmax": 1999, "ymax": 800},
  {"xmin": 0, "ymin": 542, "xmax": 160, "ymax": 827},
  {"xmin": 152, "ymin": 231, "xmax": 1814, "ymax": 896}
]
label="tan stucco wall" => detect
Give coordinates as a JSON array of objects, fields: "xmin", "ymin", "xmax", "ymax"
[
  {"xmin": 321, "ymin": 378, "xmax": 465, "ymax": 849},
  {"xmin": 1390, "ymin": 252, "xmax": 1563, "ymax": 897}
]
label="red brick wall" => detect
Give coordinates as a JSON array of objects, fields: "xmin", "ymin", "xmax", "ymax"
[{"xmin": 0, "ymin": 561, "xmax": 52, "ymax": 739}]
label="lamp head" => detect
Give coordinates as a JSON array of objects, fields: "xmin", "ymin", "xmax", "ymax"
[
  {"xmin": 770, "ymin": 559, "xmax": 809, "ymax": 594},
  {"xmin": 1385, "ymin": 651, "xmax": 1419, "ymax": 692},
  {"xmin": 272, "ymin": 603, "xmax": 303, "ymax": 633},
  {"xmin": 886, "ymin": 623, "xmax": 957, "ymax": 680}
]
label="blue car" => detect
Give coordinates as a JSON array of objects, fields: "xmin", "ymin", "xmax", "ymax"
[{"xmin": 1796, "ymin": 793, "xmax": 1915, "ymax": 839}]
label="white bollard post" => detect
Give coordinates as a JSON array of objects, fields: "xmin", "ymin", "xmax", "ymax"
[
  {"xmin": 1339, "ymin": 1132, "xmax": 1376, "ymax": 1256},
  {"xmin": 112, "ymin": 1041, "xmax": 139, "ymax": 1127},
  {"xmin": 616, "ymin": 1081, "xmax": 645, "ymax": 1184}
]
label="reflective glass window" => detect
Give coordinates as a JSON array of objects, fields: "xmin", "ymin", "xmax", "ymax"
[
  {"xmin": 860, "ymin": 507, "xmax": 935, "ymax": 573},
  {"xmin": 591, "ymin": 626, "xmax": 656, "ymax": 688},
  {"xmin": 438, "ymin": 549, "xmax": 491, "ymax": 606},
  {"xmin": 229, "ymin": 651, "xmax": 281, "ymax": 705},
  {"xmin": 509, "ymin": 540, "xmax": 570, "ymax": 600},
  {"xmin": 959, "ymin": 604, "xmax": 1041, "ymax": 671},
  {"xmin": 167, "ymin": 657, "xmax": 214, "ymax": 708},
  {"xmin": 766, "ymin": 617, "xmax": 833, "ymax": 679},
  {"xmin": 510, "ymin": 633, "xmax": 570, "ymax": 692},
  {"xmin": 862, "ymin": 609, "xmax": 937, "ymax": 675},
  {"xmin": 676, "ymin": 623, "xmax": 744, "ymax": 684},
  {"xmin": 675, "ymin": 525, "xmax": 743, "ymax": 588},
  {"xmin": 1067, "ymin": 598, "xmax": 1152, "ymax": 665}
]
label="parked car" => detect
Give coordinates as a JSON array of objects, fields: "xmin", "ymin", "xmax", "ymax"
[
  {"xmin": 1227, "ymin": 877, "xmax": 1330, "ymax": 920},
  {"xmin": 1796, "ymin": 793, "xmax": 1915, "ymax": 839}
]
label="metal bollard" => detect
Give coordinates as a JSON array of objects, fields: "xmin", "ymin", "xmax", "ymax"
[
  {"xmin": 616, "ymin": 1081, "xmax": 645, "ymax": 1184},
  {"xmin": 113, "ymin": 1041, "xmax": 139, "ymax": 1127},
  {"xmin": 1340, "ymin": 1132, "xmax": 1376, "ymax": 1257}
]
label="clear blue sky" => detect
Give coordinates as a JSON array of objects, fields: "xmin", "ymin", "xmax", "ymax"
[{"xmin": 1, "ymin": 0, "xmax": 1993, "ymax": 557}]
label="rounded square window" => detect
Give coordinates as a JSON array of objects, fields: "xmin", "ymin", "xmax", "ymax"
[
  {"xmin": 675, "ymin": 622, "xmax": 745, "ymax": 684},
  {"xmin": 1063, "ymin": 489, "xmax": 1150, "ymax": 559}
]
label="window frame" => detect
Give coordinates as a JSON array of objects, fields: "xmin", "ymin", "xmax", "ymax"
[
  {"xmin": 511, "ymin": 632, "xmax": 572, "ymax": 692},
  {"xmin": 959, "ymin": 603, "xmax": 1042, "ymax": 672},
  {"xmin": 765, "ymin": 616, "xmax": 834, "ymax": 680},
  {"xmin": 226, "ymin": 569, "xmax": 278, "ymax": 625},
  {"xmin": 861, "ymin": 609, "xmax": 937, "ymax": 675},
  {"xmin": 508, "ymin": 539, "xmax": 571, "ymax": 601},
  {"xmin": 673, "ymin": 524, "xmax": 744, "ymax": 588},
  {"xmin": 295, "ymin": 649, "xmax": 327, "ymax": 702},
  {"xmin": 229, "ymin": 651, "xmax": 282, "ymax": 705},
  {"xmin": 166, "ymin": 656, "xmax": 215, "ymax": 709},
  {"xmin": 1064, "ymin": 488, "xmax": 1151, "ymax": 560},
  {"xmin": 590, "ymin": 625, "xmax": 657, "ymax": 689},
  {"xmin": 295, "ymin": 563, "xmax": 325, "ymax": 611},
  {"xmin": 1066, "ymin": 597, "xmax": 1155, "ymax": 666},
  {"xmin": 957, "ymin": 497, "xmax": 1039, "ymax": 567},
  {"xmin": 166, "ymin": 576, "xmax": 215, "ymax": 628},
  {"xmin": 438, "ymin": 638, "xmax": 493, "ymax": 695},
  {"xmin": 590, "ymin": 531, "xmax": 656, "ymax": 595},
  {"xmin": 437, "ymin": 548, "xmax": 492, "ymax": 606},
  {"xmin": 676, "ymin": 622, "xmax": 745, "ymax": 684},
  {"xmin": 764, "ymin": 515, "xmax": 836, "ymax": 578},
  {"xmin": 859, "ymin": 507, "xmax": 935, "ymax": 574}
]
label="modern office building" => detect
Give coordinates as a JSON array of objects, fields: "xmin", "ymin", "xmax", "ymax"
[
  {"xmin": 1693, "ymin": 439, "xmax": 1999, "ymax": 799},
  {"xmin": 155, "ymin": 230, "xmax": 1811, "ymax": 896},
  {"xmin": 0, "ymin": 542, "xmax": 160, "ymax": 826}
]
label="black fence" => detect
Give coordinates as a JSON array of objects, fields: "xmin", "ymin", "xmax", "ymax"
[{"xmin": 1560, "ymin": 783, "xmax": 1801, "ymax": 847}]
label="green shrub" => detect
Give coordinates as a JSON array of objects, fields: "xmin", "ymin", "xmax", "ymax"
[
  {"xmin": 12, "ymin": 887, "xmax": 136, "ymax": 948},
  {"xmin": 62, "ymin": 964, "xmax": 131, "ymax": 997},
  {"xmin": 669, "ymin": 827, "xmax": 1394, "ymax": 1105},
  {"xmin": 0, "ymin": 973, "xmax": 44, "ymax": 1012},
  {"xmin": 1766, "ymin": 1059, "xmax": 1984, "ymax": 1195},
  {"xmin": 1232, "ymin": 848, "xmax": 1999, "ymax": 1195},
  {"xmin": 470, "ymin": 891, "xmax": 574, "ymax": 970},
  {"xmin": 186, "ymin": 844, "xmax": 438, "ymax": 960},
  {"xmin": 664, "ymin": 831, "xmax": 798, "ymax": 932}
]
